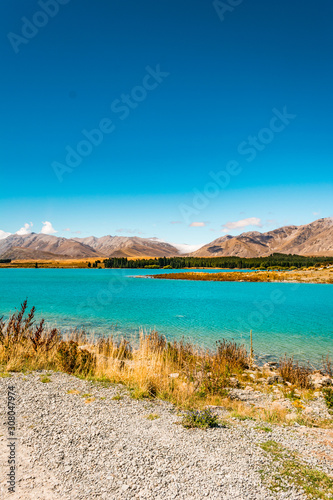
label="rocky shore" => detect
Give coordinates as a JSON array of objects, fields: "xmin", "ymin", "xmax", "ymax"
[{"xmin": 1, "ymin": 371, "xmax": 332, "ymax": 499}]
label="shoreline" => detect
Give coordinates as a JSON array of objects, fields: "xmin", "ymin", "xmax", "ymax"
[{"xmin": 149, "ymin": 268, "xmax": 333, "ymax": 285}]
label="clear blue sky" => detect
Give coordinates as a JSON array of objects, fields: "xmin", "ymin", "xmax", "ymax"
[{"xmin": 1, "ymin": 0, "xmax": 332, "ymax": 246}]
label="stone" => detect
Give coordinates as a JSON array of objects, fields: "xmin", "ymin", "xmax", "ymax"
[
  {"xmin": 267, "ymin": 375, "xmax": 279, "ymax": 385},
  {"xmin": 309, "ymin": 373, "xmax": 333, "ymax": 388},
  {"xmin": 229, "ymin": 377, "xmax": 240, "ymax": 388}
]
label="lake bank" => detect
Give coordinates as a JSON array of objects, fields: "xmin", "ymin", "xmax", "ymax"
[{"xmin": 150, "ymin": 268, "xmax": 333, "ymax": 285}]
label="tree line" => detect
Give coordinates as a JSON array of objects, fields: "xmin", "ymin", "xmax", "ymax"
[{"xmin": 102, "ymin": 254, "xmax": 333, "ymax": 270}]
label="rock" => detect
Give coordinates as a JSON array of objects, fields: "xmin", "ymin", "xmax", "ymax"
[
  {"xmin": 309, "ymin": 373, "xmax": 333, "ymax": 388},
  {"xmin": 267, "ymin": 375, "xmax": 279, "ymax": 385},
  {"xmin": 229, "ymin": 377, "xmax": 240, "ymax": 388},
  {"xmin": 250, "ymin": 364, "xmax": 260, "ymax": 371},
  {"xmin": 244, "ymin": 386, "xmax": 254, "ymax": 391},
  {"xmin": 321, "ymin": 377, "xmax": 332, "ymax": 387}
]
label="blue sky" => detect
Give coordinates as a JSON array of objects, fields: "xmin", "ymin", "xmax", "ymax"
[{"xmin": 1, "ymin": 0, "xmax": 332, "ymax": 246}]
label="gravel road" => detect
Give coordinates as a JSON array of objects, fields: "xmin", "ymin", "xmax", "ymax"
[{"xmin": 1, "ymin": 371, "xmax": 332, "ymax": 499}]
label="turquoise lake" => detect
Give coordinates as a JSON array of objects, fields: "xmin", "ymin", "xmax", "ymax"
[{"xmin": 0, "ymin": 268, "xmax": 332, "ymax": 365}]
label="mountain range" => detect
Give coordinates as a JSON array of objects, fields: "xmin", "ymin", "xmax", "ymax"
[{"xmin": 0, "ymin": 218, "xmax": 332, "ymax": 260}]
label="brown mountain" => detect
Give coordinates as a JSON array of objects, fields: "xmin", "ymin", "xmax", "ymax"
[
  {"xmin": 0, "ymin": 218, "xmax": 332, "ymax": 260},
  {"xmin": 72, "ymin": 236, "xmax": 178, "ymax": 257},
  {"xmin": 0, "ymin": 247, "xmax": 61, "ymax": 261},
  {"xmin": 192, "ymin": 218, "xmax": 333, "ymax": 257},
  {"xmin": 0, "ymin": 234, "xmax": 180, "ymax": 260},
  {"xmin": 0, "ymin": 234, "xmax": 100, "ymax": 260}
]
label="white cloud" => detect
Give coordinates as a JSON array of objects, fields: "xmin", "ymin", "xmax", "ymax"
[
  {"xmin": 16, "ymin": 222, "xmax": 33, "ymax": 235},
  {"xmin": 313, "ymin": 212, "xmax": 320, "ymax": 216},
  {"xmin": 0, "ymin": 230, "xmax": 11, "ymax": 240},
  {"xmin": 189, "ymin": 222, "xmax": 206, "ymax": 227},
  {"xmin": 221, "ymin": 217, "xmax": 262, "ymax": 233},
  {"xmin": 41, "ymin": 221, "xmax": 57, "ymax": 235}
]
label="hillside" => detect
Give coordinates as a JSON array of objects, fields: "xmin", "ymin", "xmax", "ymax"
[
  {"xmin": 0, "ymin": 234, "xmax": 180, "ymax": 260},
  {"xmin": 72, "ymin": 235, "xmax": 178, "ymax": 257},
  {"xmin": 192, "ymin": 218, "xmax": 333, "ymax": 258}
]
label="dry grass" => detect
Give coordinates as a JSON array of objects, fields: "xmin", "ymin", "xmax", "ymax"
[
  {"xmin": 151, "ymin": 269, "xmax": 333, "ymax": 285},
  {"xmin": 278, "ymin": 356, "xmax": 313, "ymax": 389},
  {"xmin": 0, "ymin": 302, "xmax": 332, "ymax": 428},
  {"xmin": 0, "ymin": 258, "xmax": 105, "ymax": 269},
  {"xmin": 0, "ymin": 302, "xmax": 249, "ymax": 409}
]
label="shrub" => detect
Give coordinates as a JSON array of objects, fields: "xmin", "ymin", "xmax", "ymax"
[
  {"xmin": 323, "ymin": 388, "xmax": 333, "ymax": 410},
  {"xmin": 278, "ymin": 356, "xmax": 312, "ymax": 389},
  {"xmin": 216, "ymin": 339, "xmax": 249, "ymax": 370},
  {"xmin": 29, "ymin": 319, "xmax": 61, "ymax": 352},
  {"xmin": 181, "ymin": 409, "xmax": 220, "ymax": 429},
  {"xmin": 57, "ymin": 341, "xmax": 95, "ymax": 375},
  {"xmin": 0, "ymin": 300, "xmax": 35, "ymax": 347}
]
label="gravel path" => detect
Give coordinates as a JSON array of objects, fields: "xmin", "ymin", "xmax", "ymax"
[{"xmin": 1, "ymin": 371, "xmax": 332, "ymax": 499}]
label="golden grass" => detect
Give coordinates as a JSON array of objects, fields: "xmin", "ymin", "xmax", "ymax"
[
  {"xmin": 0, "ymin": 258, "xmax": 105, "ymax": 269},
  {"xmin": 151, "ymin": 268, "xmax": 333, "ymax": 284},
  {"xmin": 0, "ymin": 301, "xmax": 332, "ymax": 428}
]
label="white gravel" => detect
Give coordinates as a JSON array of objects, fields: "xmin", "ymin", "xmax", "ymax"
[{"xmin": 1, "ymin": 371, "xmax": 332, "ymax": 499}]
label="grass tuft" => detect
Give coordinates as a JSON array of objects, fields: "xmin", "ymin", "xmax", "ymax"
[
  {"xmin": 278, "ymin": 356, "xmax": 312, "ymax": 389},
  {"xmin": 40, "ymin": 376, "xmax": 51, "ymax": 383},
  {"xmin": 111, "ymin": 394, "xmax": 123, "ymax": 401},
  {"xmin": 323, "ymin": 388, "xmax": 333, "ymax": 411},
  {"xmin": 146, "ymin": 414, "xmax": 160, "ymax": 420},
  {"xmin": 181, "ymin": 409, "xmax": 220, "ymax": 429}
]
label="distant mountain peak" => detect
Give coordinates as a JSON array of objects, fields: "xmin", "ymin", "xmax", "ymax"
[
  {"xmin": 1, "ymin": 218, "xmax": 332, "ymax": 260},
  {"xmin": 191, "ymin": 217, "xmax": 333, "ymax": 258}
]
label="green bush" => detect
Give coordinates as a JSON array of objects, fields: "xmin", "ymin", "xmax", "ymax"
[
  {"xmin": 323, "ymin": 388, "xmax": 333, "ymax": 410},
  {"xmin": 181, "ymin": 409, "xmax": 219, "ymax": 429},
  {"xmin": 57, "ymin": 341, "xmax": 95, "ymax": 375}
]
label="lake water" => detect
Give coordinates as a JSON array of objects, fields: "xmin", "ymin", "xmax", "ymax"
[{"xmin": 0, "ymin": 268, "xmax": 332, "ymax": 365}]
